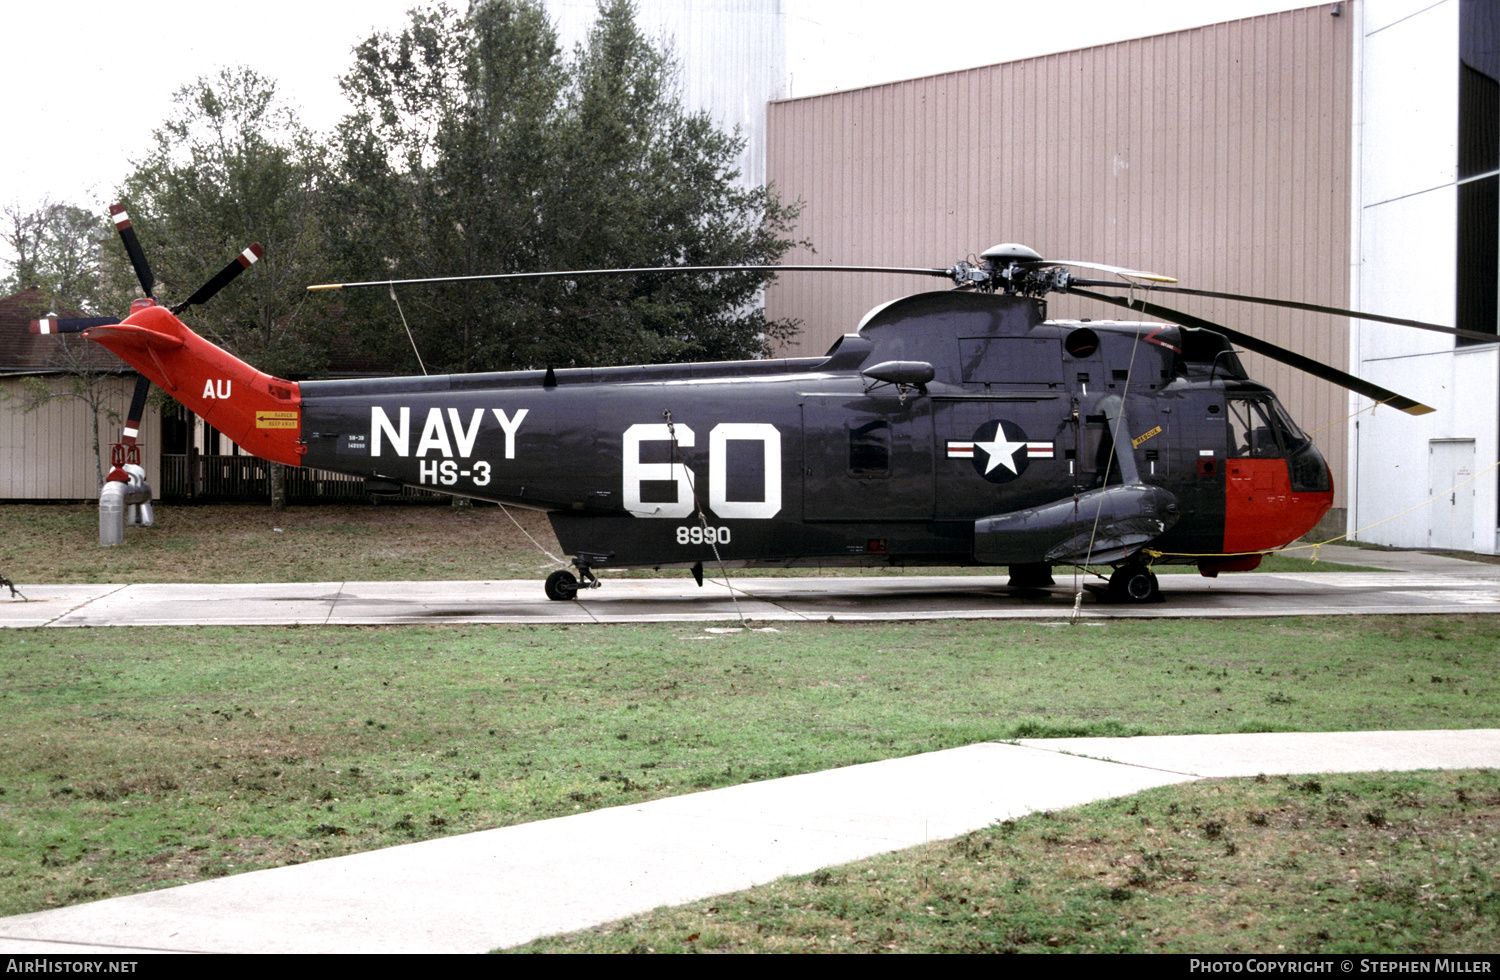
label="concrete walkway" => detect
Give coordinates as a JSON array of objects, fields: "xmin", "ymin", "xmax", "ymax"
[
  {"xmin": 2, "ymin": 544, "xmax": 1497, "ymax": 628},
  {"xmin": 1310, "ymin": 543, "xmax": 1500, "ymax": 577},
  {"xmin": 1, "ymin": 729, "xmax": 1496, "ymax": 954}
]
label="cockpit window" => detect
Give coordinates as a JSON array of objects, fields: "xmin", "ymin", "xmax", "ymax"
[
  {"xmin": 1226, "ymin": 394, "xmax": 1329, "ymax": 490},
  {"xmin": 1227, "ymin": 397, "xmax": 1284, "ymax": 458}
]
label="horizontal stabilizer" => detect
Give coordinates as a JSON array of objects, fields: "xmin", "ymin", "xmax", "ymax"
[{"xmin": 83, "ymin": 322, "xmax": 186, "ymax": 350}]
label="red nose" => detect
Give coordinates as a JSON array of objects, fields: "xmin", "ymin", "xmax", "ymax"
[{"xmin": 1222, "ymin": 459, "xmax": 1334, "ymax": 553}]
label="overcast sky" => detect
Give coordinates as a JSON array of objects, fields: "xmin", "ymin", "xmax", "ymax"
[{"xmin": 4, "ymin": 0, "xmax": 1317, "ymax": 243}]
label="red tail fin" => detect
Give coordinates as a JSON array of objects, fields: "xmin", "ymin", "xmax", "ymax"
[{"xmin": 86, "ymin": 306, "xmax": 304, "ymax": 466}]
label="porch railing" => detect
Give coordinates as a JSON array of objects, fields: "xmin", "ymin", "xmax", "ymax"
[{"xmin": 159, "ymin": 454, "xmax": 437, "ymax": 502}]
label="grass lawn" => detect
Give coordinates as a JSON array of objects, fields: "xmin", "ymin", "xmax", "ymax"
[{"xmin": 1, "ymin": 615, "xmax": 1496, "ymax": 955}]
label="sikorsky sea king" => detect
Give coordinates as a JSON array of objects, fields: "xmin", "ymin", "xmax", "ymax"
[{"xmin": 33, "ymin": 208, "xmax": 1480, "ymax": 603}]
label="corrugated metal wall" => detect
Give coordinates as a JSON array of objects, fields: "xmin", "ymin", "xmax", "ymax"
[
  {"xmin": 0, "ymin": 377, "xmax": 161, "ymax": 500},
  {"xmin": 767, "ymin": 3, "xmax": 1354, "ymax": 508}
]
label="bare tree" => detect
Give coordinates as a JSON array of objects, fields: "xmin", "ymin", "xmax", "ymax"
[
  {"xmin": 3, "ymin": 202, "xmax": 129, "ymax": 491},
  {"xmin": 14, "ymin": 335, "xmax": 125, "ymax": 490}
]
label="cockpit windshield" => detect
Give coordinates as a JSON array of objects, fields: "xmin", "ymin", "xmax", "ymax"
[
  {"xmin": 1264, "ymin": 397, "xmax": 1311, "ymax": 453},
  {"xmin": 1226, "ymin": 393, "xmax": 1328, "ymax": 491}
]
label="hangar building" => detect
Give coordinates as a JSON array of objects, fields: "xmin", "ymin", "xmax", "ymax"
[{"xmin": 764, "ymin": 0, "xmax": 1498, "ymax": 554}]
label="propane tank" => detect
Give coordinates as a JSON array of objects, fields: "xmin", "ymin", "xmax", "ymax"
[{"xmin": 99, "ymin": 481, "xmax": 126, "ymax": 546}]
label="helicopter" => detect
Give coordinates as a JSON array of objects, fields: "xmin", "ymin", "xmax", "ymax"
[{"xmin": 31, "ymin": 207, "xmax": 1484, "ymax": 603}]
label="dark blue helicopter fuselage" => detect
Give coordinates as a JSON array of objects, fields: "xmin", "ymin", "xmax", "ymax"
[{"xmin": 294, "ymin": 291, "xmax": 1333, "ymax": 572}]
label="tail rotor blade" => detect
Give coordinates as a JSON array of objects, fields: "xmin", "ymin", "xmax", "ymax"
[
  {"xmin": 30, "ymin": 316, "xmax": 121, "ymax": 334},
  {"xmin": 171, "ymin": 244, "xmax": 265, "ymax": 314},
  {"xmin": 122, "ymin": 374, "xmax": 152, "ymax": 445},
  {"xmin": 1066, "ymin": 287, "xmax": 1435, "ymax": 416},
  {"xmin": 109, "ymin": 204, "xmax": 156, "ymax": 299}
]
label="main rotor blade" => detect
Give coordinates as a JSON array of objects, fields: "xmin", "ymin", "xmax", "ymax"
[
  {"xmin": 1034, "ymin": 260, "xmax": 1177, "ymax": 283},
  {"xmin": 30, "ymin": 316, "xmax": 121, "ymax": 334},
  {"xmin": 1068, "ymin": 278, "xmax": 1494, "ymax": 343},
  {"xmin": 306, "ymin": 264, "xmax": 952, "ymax": 291},
  {"xmin": 170, "ymin": 244, "xmax": 265, "ymax": 314},
  {"xmin": 109, "ymin": 204, "xmax": 155, "ymax": 299},
  {"xmin": 1066, "ymin": 287, "xmax": 1435, "ymax": 416}
]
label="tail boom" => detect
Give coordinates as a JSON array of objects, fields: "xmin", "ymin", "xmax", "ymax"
[{"xmin": 86, "ymin": 305, "xmax": 304, "ymax": 466}]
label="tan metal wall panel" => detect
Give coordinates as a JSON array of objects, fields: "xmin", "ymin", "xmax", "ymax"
[
  {"xmin": 1, "ymin": 377, "xmax": 161, "ymax": 500},
  {"xmin": 767, "ymin": 3, "xmax": 1353, "ymax": 508}
]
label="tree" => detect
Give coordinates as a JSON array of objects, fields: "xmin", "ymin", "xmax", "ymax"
[
  {"xmin": 329, "ymin": 0, "xmax": 566, "ymax": 374},
  {"xmin": 120, "ymin": 67, "xmax": 332, "ymax": 380},
  {"xmin": 119, "ymin": 67, "xmax": 335, "ymax": 511},
  {"xmin": 1, "ymin": 199, "xmax": 113, "ymax": 311},
  {"xmin": 2, "ymin": 201, "xmax": 131, "ymax": 490},
  {"xmin": 325, "ymin": 0, "xmax": 802, "ymax": 376}
]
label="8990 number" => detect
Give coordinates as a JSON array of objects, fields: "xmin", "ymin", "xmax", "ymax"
[{"xmin": 676, "ymin": 525, "xmax": 731, "ymax": 545}]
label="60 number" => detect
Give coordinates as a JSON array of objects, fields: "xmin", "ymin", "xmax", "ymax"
[{"xmin": 622, "ymin": 422, "xmax": 782, "ymax": 520}]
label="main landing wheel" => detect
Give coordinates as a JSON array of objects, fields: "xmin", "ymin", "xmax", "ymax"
[
  {"xmin": 1108, "ymin": 564, "xmax": 1161, "ymax": 603},
  {"xmin": 545, "ymin": 569, "xmax": 578, "ymax": 601}
]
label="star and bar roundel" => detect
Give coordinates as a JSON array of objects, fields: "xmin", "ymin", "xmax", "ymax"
[{"xmin": 946, "ymin": 420, "xmax": 1055, "ymax": 484}]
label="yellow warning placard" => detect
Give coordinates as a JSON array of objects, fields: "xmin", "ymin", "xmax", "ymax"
[
  {"xmin": 256, "ymin": 411, "xmax": 298, "ymax": 430},
  {"xmin": 1132, "ymin": 425, "xmax": 1162, "ymax": 449}
]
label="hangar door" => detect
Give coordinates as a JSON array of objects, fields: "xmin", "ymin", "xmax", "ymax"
[{"xmin": 1429, "ymin": 439, "xmax": 1475, "ymax": 551}]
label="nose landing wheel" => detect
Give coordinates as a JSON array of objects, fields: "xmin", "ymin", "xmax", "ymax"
[{"xmin": 1108, "ymin": 563, "xmax": 1162, "ymax": 603}]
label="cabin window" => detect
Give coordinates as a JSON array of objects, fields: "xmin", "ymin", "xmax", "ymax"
[{"xmin": 848, "ymin": 419, "xmax": 890, "ymax": 476}]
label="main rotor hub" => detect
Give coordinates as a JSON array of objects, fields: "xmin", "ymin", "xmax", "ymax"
[
  {"xmin": 954, "ymin": 242, "xmax": 1068, "ymax": 297},
  {"xmin": 980, "ymin": 243, "xmax": 1044, "ymax": 264}
]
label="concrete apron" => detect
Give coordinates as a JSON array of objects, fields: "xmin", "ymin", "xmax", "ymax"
[
  {"xmin": 3, "ymin": 568, "xmax": 1499, "ymax": 628},
  {"xmin": 1, "ymin": 730, "xmax": 1497, "ymax": 954}
]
